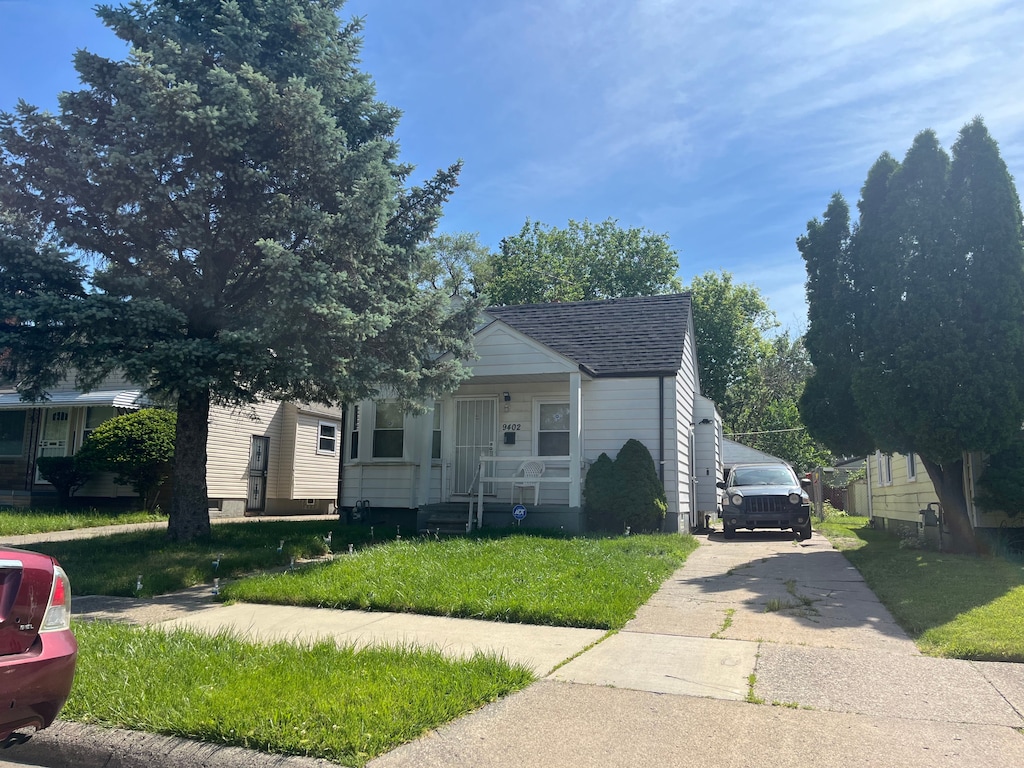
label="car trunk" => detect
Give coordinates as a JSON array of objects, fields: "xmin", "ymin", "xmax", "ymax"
[{"xmin": 0, "ymin": 552, "xmax": 51, "ymax": 656}]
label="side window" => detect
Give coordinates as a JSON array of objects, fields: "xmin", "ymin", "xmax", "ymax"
[
  {"xmin": 317, "ymin": 421, "xmax": 338, "ymax": 456},
  {"xmin": 906, "ymin": 453, "xmax": 917, "ymax": 482},
  {"xmin": 537, "ymin": 402, "xmax": 570, "ymax": 456},
  {"xmin": 431, "ymin": 402, "xmax": 442, "ymax": 460},
  {"xmin": 349, "ymin": 405, "xmax": 360, "ymax": 460},
  {"xmin": 372, "ymin": 402, "xmax": 405, "ymax": 459},
  {"xmin": 876, "ymin": 452, "xmax": 893, "ymax": 486}
]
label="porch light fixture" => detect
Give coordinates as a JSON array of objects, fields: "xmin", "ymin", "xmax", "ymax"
[{"xmin": 502, "ymin": 391, "xmax": 511, "ymax": 402}]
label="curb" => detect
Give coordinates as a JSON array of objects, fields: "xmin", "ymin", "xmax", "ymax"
[{"xmin": 2, "ymin": 721, "xmax": 339, "ymax": 768}]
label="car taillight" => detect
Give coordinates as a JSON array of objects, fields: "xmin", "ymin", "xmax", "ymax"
[{"xmin": 40, "ymin": 565, "xmax": 72, "ymax": 633}]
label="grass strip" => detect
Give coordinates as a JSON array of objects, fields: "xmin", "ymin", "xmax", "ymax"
[
  {"xmin": 26, "ymin": 520, "xmax": 355, "ymax": 597},
  {"xmin": 222, "ymin": 532, "xmax": 698, "ymax": 630},
  {"xmin": 816, "ymin": 515, "xmax": 1024, "ymax": 661},
  {"xmin": 0, "ymin": 509, "xmax": 166, "ymax": 537},
  {"xmin": 66, "ymin": 621, "xmax": 534, "ymax": 767}
]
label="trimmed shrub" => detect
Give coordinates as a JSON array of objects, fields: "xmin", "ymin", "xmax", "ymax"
[
  {"xmin": 76, "ymin": 409, "xmax": 176, "ymax": 511},
  {"xmin": 614, "ymin": 439, "xmax": 667, "ymax": 532},
  {"xmin": 585, "ymin": 439, "xmax": 667, "ymax": 533},
  {"xmin": 36, "ymin": 455, "xmax": 94, "ymax": 509}
]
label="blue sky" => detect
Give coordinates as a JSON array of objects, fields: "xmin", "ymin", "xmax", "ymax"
[{"xmin": 2, "ymin": 1, "xmax": 1022, "ymax": 330}]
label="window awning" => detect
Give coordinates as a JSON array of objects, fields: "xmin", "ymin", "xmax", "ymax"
[{"xmin": 0, "ymin": 390, "xmax": 147, "ymax": 410}]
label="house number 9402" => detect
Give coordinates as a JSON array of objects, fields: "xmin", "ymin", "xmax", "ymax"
[{"xmin": 502, "ymin": 424, "xmax": 522, "ymax": 431}]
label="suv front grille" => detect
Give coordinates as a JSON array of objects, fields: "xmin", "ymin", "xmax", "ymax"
[{"xmin": 743, "ymin": 496, "xmax": 790, "ymax": 513}]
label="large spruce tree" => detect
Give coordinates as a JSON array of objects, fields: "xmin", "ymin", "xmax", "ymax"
[
  {"xmin": 0, "ymin": 1, "xmax": 476, "ymax": 542},
  {"xmin": 799, "ymin": 118, "xmax": 1024, "ymax": 552}
]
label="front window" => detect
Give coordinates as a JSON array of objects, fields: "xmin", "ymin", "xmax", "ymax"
[
  {"xmin": 537, "ymin": 402, "xmax": 569, "ymax": 456},
  {"xmin": 317, "ymin": 421, "xmax": 338, "ymax": 455},
  {"xmin": 372, "ymin": 403, "xmax": 405, "ymax": 459},
  {"xmin": 81, "ymin": 406, "xmax": 115, "ymax": 450},
  {"xmin": 0, "ymin": 411, "xmax": 26, "ymax": 456}
]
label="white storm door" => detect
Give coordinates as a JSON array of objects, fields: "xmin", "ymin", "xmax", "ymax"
[
  {"xmin": 35, "ymin": 409, "xmax": 71, "ymax": 482},
  {"xmin": 453, "ymin": 399, "xmax": 496, "ymax": 496}
]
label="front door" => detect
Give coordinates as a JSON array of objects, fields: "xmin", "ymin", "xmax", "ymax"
[
  {"xmin": 247, "ymin": 436, "xmax": 270, "ymax": 512},
  {"xmin": 35, "ymin": 409, "xmax": 70, "ymax": 483},
  {"xmin": 453, "ymin": 399, "xmax": 496, "ymax": 496}
]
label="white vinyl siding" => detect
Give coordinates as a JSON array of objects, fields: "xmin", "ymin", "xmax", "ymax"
[{"xmin": 207, "ymin": 401, "xmax": 284, "ymax": 500}]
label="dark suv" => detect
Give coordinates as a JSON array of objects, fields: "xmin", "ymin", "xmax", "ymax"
[{"xmin": 717, "ymin": 463, "xmax": 812, "ymax": 540}]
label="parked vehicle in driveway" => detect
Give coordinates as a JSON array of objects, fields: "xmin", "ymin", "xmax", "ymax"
[
  {"xmin": 0, "ymin": 547, "xmax": 77, "ymax": 741},
  {"xmin": 717, "ymin": 463, "xmax": 812, "ymax": 540}
]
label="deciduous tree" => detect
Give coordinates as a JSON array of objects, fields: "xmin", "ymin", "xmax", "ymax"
[{"xmin": 484, "ymin": 218, "xmax": 681, "ymax": 305}]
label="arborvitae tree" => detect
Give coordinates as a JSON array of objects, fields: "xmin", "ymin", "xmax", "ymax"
[
  {"xmin": 799, "ymin": 118, "xmax": 1024, "ymax": 552},
  {"xmin": 612, "ymin": 439, "xmax": 667, "ymax": 533},
  {"xmin": 797, "ymin": 193, "xmax": 874, "ymax": 458},
  {"xmin": 583, "ymin": 452, "xmax": 618, "ymax": 531},
  {"xmin": 0, "ymin": 1, "xmax": 476, "ymax": 541}
]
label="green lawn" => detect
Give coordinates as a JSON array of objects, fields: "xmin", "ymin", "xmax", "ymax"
[
  {"xmin": 816, "ymin": 515, "xmax": 1024, "ymax": 661},
  {"xmin": 0, "ymin": 509, "xmax": 166, "ymax": 537},
  {"xmin": 66, "ymin": 621, "xmax": 534, "ymax": 767},
  {"xmin": 220, "ymin": 532, "xmax": 698, "ymax": 630},
  {"xmin": 38, "ymin": 522, "xmax": 696, "ymax": 763},
  {"xmin": 27, "ymin": 519, "xmax": 350, "ymax": 596}
]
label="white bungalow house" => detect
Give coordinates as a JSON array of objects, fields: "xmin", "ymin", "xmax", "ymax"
[
  {"xmin": 0, "ymin": 372, "xmax": 341, "ymax": 515},
  {"xmin": 340, "ymin": 294, "xmax": 723, "ymax": 534}
]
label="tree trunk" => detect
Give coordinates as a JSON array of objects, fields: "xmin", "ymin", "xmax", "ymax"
[
  {"xmin": 919, "ymin": 455, "xmax": 979, "ymax": 554},
  {"xmin": 167, "ymin": 388, "xmax": 212, "ymax": 543}
]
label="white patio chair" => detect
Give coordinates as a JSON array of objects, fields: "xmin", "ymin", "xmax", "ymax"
[{"xmin": 512, "ymin": 460, "xmax": 545, "ymax": 506}]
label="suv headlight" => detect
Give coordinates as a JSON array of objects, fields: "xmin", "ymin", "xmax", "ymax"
[
  {"xmin": 788, "ymin": 492, "xmax": 802, "ymax": 505},
  {"xmin": 729, "ymin": 493, "xmax": 743, "ymax": 506}
]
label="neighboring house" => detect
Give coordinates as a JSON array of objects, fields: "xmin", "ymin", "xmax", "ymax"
[
  {"xmin": 722, "ymin": 438, "xmax": 788, "ymax": 469},
  {"xmin": 864, "ymin": 451, "xmax": 1020, "ymax": 544},
  {"xmin": 339, "ymin": 294, "xmax": 723, "ymax": 534},
  {"xmin": 0, "ymin": 373, "xmax": 341, "ymax": 515}
]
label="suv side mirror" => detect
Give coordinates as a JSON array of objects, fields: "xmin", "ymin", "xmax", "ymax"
[{"xmin": 716, "ymin": 481, "xmax": 727, "ymax": 490}]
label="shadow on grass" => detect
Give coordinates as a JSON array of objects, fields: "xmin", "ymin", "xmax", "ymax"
[
  {"xmin": 29, "ymin": 520, "xmax": 379, "ymax": 597},
  {"xmin": 823, "ymin": 520, "xmax": 1024, "ymax": 660}
]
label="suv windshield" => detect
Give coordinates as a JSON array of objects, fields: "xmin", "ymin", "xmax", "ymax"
[{"xmin": 730, "ymin": 466, "xmax": 797, "ymax": 487}]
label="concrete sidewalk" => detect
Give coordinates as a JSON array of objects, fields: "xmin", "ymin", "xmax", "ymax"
[
  {"xmin": 5, "ymin": 526, "xmax": 1024, "ymax": 767},
  {"xmin": 371, "ymin": 532, "xmax": 1024, "ymax": 767}
]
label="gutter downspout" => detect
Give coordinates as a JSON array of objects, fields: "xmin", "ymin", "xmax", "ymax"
[{"xmin": 658, "ymin": 376, "xmax": 665, "ymax": 483}]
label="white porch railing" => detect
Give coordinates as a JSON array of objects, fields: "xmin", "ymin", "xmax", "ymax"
[{"xmin": 467, "ymin": 456, "xmax": 587, "ymax": 530}]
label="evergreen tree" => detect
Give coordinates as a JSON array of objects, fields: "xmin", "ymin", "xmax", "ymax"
[
  {"xmin": 799, "ymin": 118, "xmax": 1024, "ymax": 552},
  {"xmin": 0, "ymin": 1, "xmax": 476, "ymax": 541}
]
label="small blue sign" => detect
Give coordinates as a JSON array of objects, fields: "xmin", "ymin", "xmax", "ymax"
[{"xmin": 512, "ymin": 504, "xmax": 527, "ymax": 521}]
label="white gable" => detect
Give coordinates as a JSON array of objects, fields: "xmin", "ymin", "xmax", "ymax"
[{"xmin": 466, "ymin": 321, "xmax": 580, "ymax": 381}]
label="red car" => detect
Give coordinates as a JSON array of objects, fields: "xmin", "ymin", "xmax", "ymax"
[{"xmin": 0, "ymin": 547, "xmax": 77, "ymax": 741}]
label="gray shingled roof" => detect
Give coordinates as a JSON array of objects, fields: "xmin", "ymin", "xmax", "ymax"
[{"xmin": 484, "ymin": 293, "xmax": 692, "ymax": 377}]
